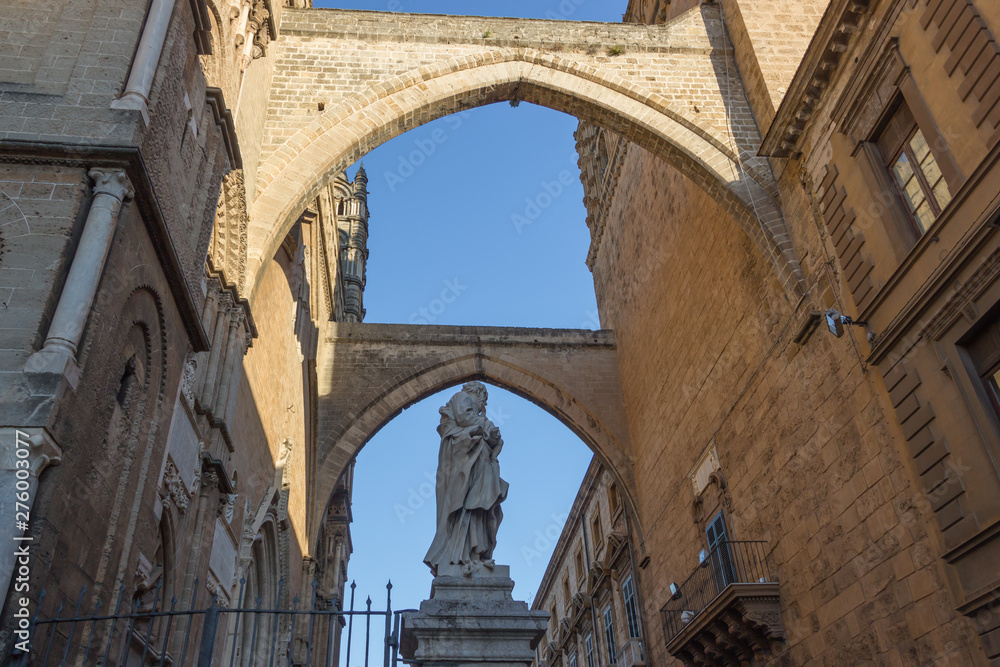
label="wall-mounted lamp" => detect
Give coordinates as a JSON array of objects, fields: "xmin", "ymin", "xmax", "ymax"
[{"xmin": 825, "ymin": 308, "xmax": 868, "ymax": 339}]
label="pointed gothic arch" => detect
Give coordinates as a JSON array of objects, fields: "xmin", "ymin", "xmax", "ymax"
[
  {"xmin": 313, "ymin": 349, "xmax": 643, "ymax": 557},
  {"xmin": 249, "ymin": 50, "xmax": 805, "ymax": 299}
]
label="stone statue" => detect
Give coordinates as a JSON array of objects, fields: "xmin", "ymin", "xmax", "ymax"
[{"xmin": 424, "ymin": 381, "xmax": 509, "ymax": 576}]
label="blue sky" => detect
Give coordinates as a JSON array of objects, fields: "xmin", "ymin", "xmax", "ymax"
[
  {"xmin": 310, "ymin": 1, "xmax": 628, "ymax": 661},
  {"xmin": 317, "ymin": 0, "xmax": 624, "ymax": 22}
]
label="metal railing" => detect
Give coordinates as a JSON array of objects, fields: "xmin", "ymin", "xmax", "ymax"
[
  {"xmin": 659, "ymin": 540, "xmax": 773, "ymax": 645},
  {"xmin": 13, "ymin": 578, "xmax": 412, "ymax": 667}
]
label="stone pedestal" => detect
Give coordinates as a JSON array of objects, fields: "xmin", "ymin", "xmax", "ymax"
[{"xmin": 400, "ymin": 564, "xmax": 549, "ymax": 667}]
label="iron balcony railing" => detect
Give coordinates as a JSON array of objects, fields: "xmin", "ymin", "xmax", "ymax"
[
  {"xmin": 13, "ymin": 578, "xmax": 414, "ymax": 667},
  {"xmin": 659, "ymin": 540, "xmax": 774, "ymax": 645}
]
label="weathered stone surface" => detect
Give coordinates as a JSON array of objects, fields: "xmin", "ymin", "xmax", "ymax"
[{"xmin": 401, "ymin": 565, "xmax": 549, "ymax": 667}]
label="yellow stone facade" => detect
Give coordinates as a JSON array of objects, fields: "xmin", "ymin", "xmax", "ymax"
[{"xmin": 1, "ymin": 0, "xmax": 1000, "ymax": 665}]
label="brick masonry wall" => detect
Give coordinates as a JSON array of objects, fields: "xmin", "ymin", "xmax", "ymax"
[
  {"xmin": 0, "ymin": 165, "xmax": 87, "ymax": 419},
  {"xmin": 241, "ymin": 253, "xmax": 313, "ymax": 556},
  {"xmin": 313, "ymin": 323, "xmax": 633, "ymax": 540},
  {"xmin": 248, "ymin": 5, "xmax": 784, "ymax": 285},
  {"xmin": 592, "ymin": 145, "xmax": 980, "ymax": 664},
  {"xmin": 7, "ymin": 200, "xmax": 189, "ymax": 626},
  {"xmin": 720, "ymin": 0, "xmax": 828, "ymax": 132}
]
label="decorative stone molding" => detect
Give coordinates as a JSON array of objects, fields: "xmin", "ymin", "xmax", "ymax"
[
  {"xmin": 234, "ymin": 0, "xmax": 277, "ymax": 71},
  {"xmin": 817, "ymin": 163, "xmax": 878, "ymax": 311},
  {"xmin": 666, "ymin": 583, "xmax": 785, "ymax": 667},
  {"xmin": 576, "ymin": 122, "xmax": 630, "ymax": 271},
  {"xmin": 160, "ymin": 459, "xmax": 193, "ymax": 514},
  {"xmin": 761, "ymin": 0, "xmax": 875, "ymax": 157},
  {"xmin": 206, "ymin": 88, "xmax": 243, "ymax": 170},
  {"xmin": 0, "ymin": 428, "xmax": 62, "ymax": 476},
  {"xmin": 181, "ymin": 354, "xmax": 199, "ymax": 406},
  {"xmin": 920, "ymin": 0, "xmax": 1000, "ymax": 137},
  {"xmin": 922, "ymin": 246, "xmax": 1000, "ymax": 340}
]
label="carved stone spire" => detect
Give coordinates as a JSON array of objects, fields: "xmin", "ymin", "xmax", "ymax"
[{"xmin": 338, "ymin": 166, "xmax": 370, "ymax": 323}]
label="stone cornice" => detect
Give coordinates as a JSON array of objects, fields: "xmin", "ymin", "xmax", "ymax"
[
  {"xmin": 759, "ymin": 0, "xmax": 877, "ymax": 157},
  {"xmin": 0, "ymin": 140, "xmax": 211, "ymax": 351}
]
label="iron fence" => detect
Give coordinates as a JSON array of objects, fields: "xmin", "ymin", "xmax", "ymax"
[
  {"xmin": 12, "ymin": 578, "xmax": 412, "ymax": 667},
  {"xmin": 659, "ymin": 540, "xmax": 773, "ymax": 644}
]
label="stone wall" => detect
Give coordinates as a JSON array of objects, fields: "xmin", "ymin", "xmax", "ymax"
[
  {"xmin": 589, "ymin": 141, "xmax": 980, "ymax": 663},
  {"xmin": 0, "ymin": 165, "xmax": 87, "ymax": 414}
]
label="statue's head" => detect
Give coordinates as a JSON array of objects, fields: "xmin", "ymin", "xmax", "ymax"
[{"xmin": 462, "ymin": 381, "xmax": 488, "ymax": 409}]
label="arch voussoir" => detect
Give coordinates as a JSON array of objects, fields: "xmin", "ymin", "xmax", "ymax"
[
  {"xmin": 252, "ymin": 46, "xmax": 806, "ymax": 299},
  {"xmin": 314, "ymin": 341, "xmax": 639, "ymax": 557}
]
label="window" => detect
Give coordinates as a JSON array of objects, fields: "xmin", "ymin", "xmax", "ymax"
[
  {"xmin": 965, "ymin": 316, "xmax": 1000, "ymax": 422},
  {"xmin": 569, "ymin": 654, "xmax": 578, "ymax": 667},
  {"xmin": 550, "ymin": 604, "xmax": 558, "ymax": 638},
  {"xmin": 591, "ymin": 514, "xmax": 603, "ymax": 554},
  {"xmin": 584, "ymin": 633, "xmax": 596, "ymax": 667},
  {"xmin": 706, "ymin": 512, "xmax": 736, "ymax": 594},
  {"xmin": 603, "ymin": 605, "xmax": 617, "ymax": 662},
  {"xmin": 608, "ymin": 483, "xmax": 622, "ymax": 515},
  {"xmin": 877, "ymin": 99, "xmax": 953, "ymax": 236},
  {"xmin": 622, "ymin": 576, "xmax": 641, "ymax": 639},
  {"xmin": 563, "ymin": 577, "xmax": 572, "ymax": 610},
  {"xmin": 575, "ymin": 547, "xmax": 585, "ymax": 584}
]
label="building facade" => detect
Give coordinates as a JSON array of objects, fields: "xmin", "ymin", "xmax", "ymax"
[
  {"xmin": 1, "ymin": 0, "xmax": 1000, "ymax": 665},
  {"xmin": 532, "ymin": 460, "xmax": 647, "ymax": 667}
]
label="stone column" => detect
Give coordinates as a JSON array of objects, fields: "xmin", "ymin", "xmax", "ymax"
[
  {"xmin": 25, "ymin": 169, "xmax": 133, "ymax": 385},
  {"xmin": 170, "ymin": 468, "xmax": 217, "ymax": 659},
  {"xmin": 0, "ymin": 428, "xmax": 61, "ymax": 605},
  {"xmin": 213, "ymin": 308, "xmax": 245, "ymax": 419},
  {"xmin": 110, "ymin": 0, "xmax": 177, "ymax": 125},
  {"xmin": 200, "ymin": 293, "xmax": 232, "ymax": 409}
]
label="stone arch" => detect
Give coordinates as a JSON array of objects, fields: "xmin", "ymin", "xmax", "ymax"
[
  {"xmin": 250, "ymin": 50, "xmax": 805, "ymax": 298},
  {"xmin": 313, "ymin": 351, "xmax": 643, "ymax": 556}
]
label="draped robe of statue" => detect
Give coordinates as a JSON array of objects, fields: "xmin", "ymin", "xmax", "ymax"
[{"xmin": 424, "ymin": 386, "xmax": 509, "ymax": 575}]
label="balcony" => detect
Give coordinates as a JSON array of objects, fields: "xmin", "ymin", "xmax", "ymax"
[
  {"xmin": 659, "ymin": 541, "xmax": 784, "ymax": 666},
  {"xmin": 614, "ymin": 637, "xmax": 646, "ymax": 667}
]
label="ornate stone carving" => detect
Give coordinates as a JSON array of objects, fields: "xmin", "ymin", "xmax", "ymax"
[
  {"xmin": 665, "ymin": 583, "xmax": 785, "ymax": 667},
  {"xmin": 181, "ymin": 354, "xmax": 198, "ymax": 406},
  {"xmin": 88, "ymin": 168, "xmax": 135, "ymax": 202},
  {"xmin": 160, "ymin": 459, "xmax": 192, "ymax": 513},
  {"xmin": 210, "ymin": 170, "xmax": 249, "ymax": 296}
]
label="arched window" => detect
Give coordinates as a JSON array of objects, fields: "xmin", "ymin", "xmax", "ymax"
[{"xmin": 237, "ymin": 519, "xmax": 279, "ymax": 666}]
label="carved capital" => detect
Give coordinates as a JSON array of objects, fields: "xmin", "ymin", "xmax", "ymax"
[
  {"xmin": 160, "ymin": 459, "xmax": 192, "ymax": 513},
  {"xmin": 88, "ymin": 168, "xmax": 134, "ymax": 202},
  {"xmin": 0, "ymin": 428, "xmax": 62, "ymax": 475}
]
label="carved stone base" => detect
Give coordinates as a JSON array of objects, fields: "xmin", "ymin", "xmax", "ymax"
[{"xmin": 400, "ymin": 564, "xmax": 549, "ymax": 667}]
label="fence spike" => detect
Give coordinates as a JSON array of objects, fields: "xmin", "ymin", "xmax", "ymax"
[{"xmin": 80, "ymin": 597, "xmax": 103, "ymax": 665}]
